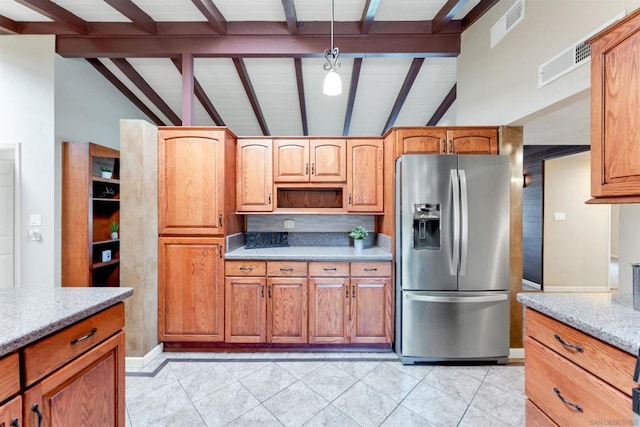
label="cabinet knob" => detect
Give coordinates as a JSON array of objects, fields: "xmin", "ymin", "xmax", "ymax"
[
  {"xmin": 348, "ymin": 193, "xmax": 352, "ymax": 205},
  {"xmin": 10, "ymin": 417, "xmax": 19, "ymax": 427},
  {"xmin": 32, "ymin": 404, "xmax": 43, "ymax": 427},
  {"xmin": 311, "ymin": 163, "xmax": 315, "ymax": 175},
  {"xmin": 219, "ymin": 213, "xmax": 223, "ymax": 227},
  {"xmin": 305, "ymin": 163, "xmax": 308, "ymax": 175},
  {"xmin": 268, "ymin": 193, "xmax": 272, "ymax": 204}
]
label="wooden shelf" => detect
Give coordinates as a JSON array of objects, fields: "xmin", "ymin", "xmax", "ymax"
[
  {"xmin": 92, "ymin": 198, "xmax": 120, "ymax": 203},
  {"xmin": 92, "ymin": 239, "xmax": 120, "ymax": 246},
  {"xmin": 92, "ymin": 176, "xmax": 120, "ymax": 184},
  {"xmin": 92, "ymin": 259, "xmax": 120, "ymax": 269}
]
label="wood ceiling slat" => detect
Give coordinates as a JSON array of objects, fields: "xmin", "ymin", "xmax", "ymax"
[
  {"xmin": 111, "ymin": 58, "xmax": 181, "ymax": 126},
  {"xmin": 0, "ymin": 15, "xmax": 20, "ymax": 34},
  {"xmin": 233, "ymin": 58, "xmax": 269, "ymax": 136},
  {"xmin": 360, "ymin": 0, "xmax": 381, "ymax": 35},
  {"xmin": 15, "ymin": 0, "xmax": 88, "ymax": 34},
  {"xmin": 432, "ymin": 0, "xmax": 469, "ymax": 34},
  {"xmin": 281, "ymin": 0, "xmax": 297, "ymax": 35},
  {"xmin": 181, "ymin": 54, "xmax": 194, "ymax": 126},
  {"xmin": 191, "ymin": 0, "xmax": 227, "ymax": 34},
  {"xmin": 382, "ymin": 58, "xmax": 425, "ymax": 135},
  {"xmin": 427, "ymin": 83, "xmax": 456, "ymax": 126},
  {"xmin": 294, "ymin": 58, "xmax": 308, "ymax": 136},
  {"xmin": 461, "ymin": 0, "xmax": 500, "ymax": 31},
  {"xmin": 172, "ymin": 58, "xmax": 225, "ymax": 126},
  {"xmin": 85, "ymin": 58, "xmax": 165, "ymax": 126},
  {"xmin": 104, "ymin": 0, "xmax": 157, "ymax": 35},
  {"xmin": 343, "ymin": 58, "xmax": 362, "ymax": 137}
]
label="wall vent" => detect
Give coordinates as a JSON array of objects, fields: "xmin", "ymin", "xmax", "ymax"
[
  {"xmin": 538, "ymin": 11, "xmax": 626, "ymax": 88},
  {"xmin": 490, "ymin": 0, "xmax": 525, "ymax": 49}
]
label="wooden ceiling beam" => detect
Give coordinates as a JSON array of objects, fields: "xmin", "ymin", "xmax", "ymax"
[
  {"xmin": 57, "ymin": 33, "xmax": 460, "ymax": 58},
  {"xmin": 0, "ymin": 15, "xmax": 20, "ymax": 34},
  {"xmin": 294, "ymin": 58, "xmax": 308, "ymax": 136},
  {"xmin": 171, "ymin": 58, "xmax": 225, "ymax": 126},
  {"xmin": 191, "ymin": 0, "xmax": 227, "ymax": 34},
  {"xmin": 104, "ymin": 0, "xmax": 157, "ymax": 35},
  {"xmin": 281, "ymin": 0, "xmax": 298, "ymax": 35},
  {"xmin": 15, "ymin": 0, "xmax": 88, "ymax": 34},
  {"xmin": 360, "ymin": 0, "xmax": 381, "ymax": 35},
  {"xmin": 343, "ymin": 58, "xmax": 363, "ymax": 137},
  {"xmin": 233, "ymin": 58, "xmax": 269, "ymax": 136},
  {"xmin": 382, "ymin": 58, "xmax": 425, "ymax": 135},
  {"xmin": 462, "ymin": 0, "xmax": 500, "ymax": 31},
  {"xmin": 111, "ymin": 58, "xmax": 182, "ymax": 126},
  {"xmin": 85, "ymin": 58, "xmax": 165, "ymax": 126},
  {"xmin": 426, "ymin": 83, "xmax": 456, "ymax": 126},
  {"xmin": 432, "ymin": 0, "xmax": 469, "ymax": 34}
]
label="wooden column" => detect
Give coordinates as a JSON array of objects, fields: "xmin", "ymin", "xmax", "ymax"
[{"xmin": 181, "ymin": 53, "xmax": 194, "ymax": 126}]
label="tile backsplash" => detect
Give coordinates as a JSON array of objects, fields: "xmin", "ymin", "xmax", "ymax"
[{"xmin": 247, "ymin": 215, "xmax": 376, "ymax": 233}]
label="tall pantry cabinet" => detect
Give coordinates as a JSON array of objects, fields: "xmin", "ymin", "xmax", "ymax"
[{"xmin": 157, "ymin": 128, "xmax": 242, "ymax": 343}]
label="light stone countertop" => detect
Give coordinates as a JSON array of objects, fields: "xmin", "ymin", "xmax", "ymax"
[
  {"xmin": 0, "ymin": 287, "xmax": 133, "ymax": 357},
  {"xmin": 517, "ymin": 292, "xmax": 640, "ymax": 356},
  {"xmin": 225, "ymin": 245, "xmax": 392, "ymax": 261}
]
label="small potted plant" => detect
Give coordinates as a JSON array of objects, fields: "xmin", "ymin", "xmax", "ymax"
[
  {"xmin": 349, "ymin": 226, "xmax": 368, "ymax": 251},
  {"xmin": 101, "ymin": 166, "xmax": 113, "ymax": 179},
  {"xmin": 110, "ymin": 221, "xmax": 119, "ymax": 240}
]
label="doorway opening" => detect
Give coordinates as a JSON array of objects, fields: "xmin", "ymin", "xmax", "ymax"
[{"xmin": 0, "ymin": 144, "xmax": 20, "ymax": 288}]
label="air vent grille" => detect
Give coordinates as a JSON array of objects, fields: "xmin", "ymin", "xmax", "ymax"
[
  {"xmin": 506, "ymin": 1, "xmax": 523, "ymax": 28},
  {"xmin": 538, "ymin": 11, "xmax": 626, "ymax": 88},
  {"xmin": 491, "ymin": 0, "xmax": 525, "ymax": 49}
]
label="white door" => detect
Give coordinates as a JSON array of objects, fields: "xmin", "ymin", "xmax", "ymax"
[{"xmin": 0, "ymin": 147, "xmax": 15, "ymax": 287}]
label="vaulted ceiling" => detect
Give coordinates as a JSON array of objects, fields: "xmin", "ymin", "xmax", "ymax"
[{"xmin": 0, "ymin": 0, "xmax": 500, "ymax": 137}]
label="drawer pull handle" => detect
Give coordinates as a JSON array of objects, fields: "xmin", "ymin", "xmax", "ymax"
[
  {"xmin": 239, "ymin": 267, "xmax": 254, "ymax": 272},
  {"xmin": 364, "ymin": 268, "xmax": 377, "ymax": 272},
  {"xmin": 554, "ymin": 334, "xmax": 583, "ymax": 353},
  {"xmin": 71, "ymin": 327, "xmax": 97, "ymax": 345},
  {"xmin": 280, "ymin": 268, "xmax": 294, "ymax": 272},
  {"xmin": 11, "ymin": 417, "xmax": 19, "ymax": 427},
  {"xmin": 32, "ymin": 403, "xmax": 43, "ymax": 427},
  {"xmin": 553, "ymin": 387, "xmax": 583, "ymax": 413},
  {"xmin": 324, "ymin": 268, "xmax": 337, "ymax": 272}
]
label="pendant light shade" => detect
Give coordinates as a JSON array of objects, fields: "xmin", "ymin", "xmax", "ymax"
[
  {"xmin": 323, "ymin": 0, "xmax": 341, "ymax": 96},
  {"xmin": 323, "ymin": 69, "xmax": 342, "ymax": 96}
]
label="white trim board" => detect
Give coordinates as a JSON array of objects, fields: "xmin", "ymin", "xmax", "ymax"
[
  {"xmin": 125, "ymin": 343, "xmax": 163, "ymax": 369},
  {"xmin": 509, "ymin": 348, "xmax": 524, "ymax": 360},
  {"xmin": 522, "ymin": 279, "xmax": 541, "ymax": 290},
  {"xmin": 543, "ymin": 286, "xmax": 609, "ymax": 293}
]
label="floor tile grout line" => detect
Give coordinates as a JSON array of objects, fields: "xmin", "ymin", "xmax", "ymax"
[
  {"xmin": 173, "ymin": 368, "xmax": 209, "ymax": 427},
  {"xmin": 454, "ymin": 366, "xmax": 492, "ymax": 426}
]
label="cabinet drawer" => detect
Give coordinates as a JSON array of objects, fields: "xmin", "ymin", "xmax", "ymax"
[
  {"xmin": 526, "ymin": 308, "xmax": 637, "ymax": 395},
  {"xmin": 525, "ymin": 337, "xmax": 633, "ymax": 426},
  {"xmin": 267, "ymin": 261, "xmax": 307, "ymax": 276},
  {"xmin": 350, "ymin": 262, "xmax": 391, "ymax": 277},
  {"xmin": 309, "ymin": 262, "xmax": 349, "ymax": 277},
  {"xmin": 23, "ymin": 303, "xmax": 124, "ymax": 387},
  {"xmin": 225, "ymin": 261, "xmax": 266, "ymax": 276},
  {"xmin": 0, "ymin": 353, "xmax": 19, "ymax": 403},
  {"xmin": 525, "ymin": 399, "xmax": 557, "ymax": 426}
]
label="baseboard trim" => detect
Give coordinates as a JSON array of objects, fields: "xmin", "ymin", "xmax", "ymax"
[
  {"xmin": 125, "ymin": 343, "xmax": 164, "ymax": 369},
  {"xmin": 509, "ymin": 348, "xmax": 524, "ymax": 360},
  {"xmin": 522, "ymin": 279, "xmax": 541, "ymax": 290},
  {"xmin": 543, "ymin": 285, "xmax": 609, "ymax": 292}
]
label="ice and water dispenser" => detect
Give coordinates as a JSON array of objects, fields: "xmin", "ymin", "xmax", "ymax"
[{"xmin": 412, "ymin": 203, "xmax": 440, "ymax": 250}]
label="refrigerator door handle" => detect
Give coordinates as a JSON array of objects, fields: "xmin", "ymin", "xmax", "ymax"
[
  {"xmin": 450, "ymin": 169, "xmax": 460, "ymax": 276},
  {"xmin": 459, "ymin": 169, "xmax": 469, "ymax": 276},
  {"xmin": 405, "ymin": 293, "xmax": 508, "ymax": 303}
]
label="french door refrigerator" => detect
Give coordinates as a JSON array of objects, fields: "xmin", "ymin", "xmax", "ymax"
[{"xmin": 395, "ymin": 154, "xmax": 510, "ymax": 364}]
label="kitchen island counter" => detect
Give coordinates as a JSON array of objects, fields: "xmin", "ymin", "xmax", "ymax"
[
  {"xmin": 517, "ymin": 292, "xmax": 640, "ymax": 355},
  {"xmin": 0, "ymin": 287, "xmax": 133, "ymax": 357},
  {"xmin": 225, "ymin": 245, "xmax": 392, "ymax": 261}
]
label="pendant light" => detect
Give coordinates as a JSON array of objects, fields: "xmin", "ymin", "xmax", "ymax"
[{"xmin": 323, "ymin": 0, "xmax": 342, "ymax": 96}]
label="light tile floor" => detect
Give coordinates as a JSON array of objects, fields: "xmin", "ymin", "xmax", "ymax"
[{"xmin": 125, "ymin": 352, "xmax": 525, "ymax": 426}]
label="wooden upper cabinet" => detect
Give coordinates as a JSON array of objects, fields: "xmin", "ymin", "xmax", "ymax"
[
  {"xmin": 158, "ymin": 128, "xmax": 223, "ymax": 235},
  {"xmin": 589, "ymin": 9, "xmax": 640, "ymax": 202},
  {"xmin": 346, "ymin": 139, "xmax": 384, "ymax": 212},
  {"xmin": 274, "ymin": 139, "xmax": 346, "ymax": 183},
  {"xmin": 447, "ymin": 128, "xmax": 498, "ymax": 154},
  {"xmin": 237, "ymin": 139, "xmax": 273, "ymax": 212},
  {"xmin": 398, "ymin": 128, "xmax": 446, "ymax": 154}
]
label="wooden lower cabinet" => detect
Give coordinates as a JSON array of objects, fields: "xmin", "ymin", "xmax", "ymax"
[
  {"xmin": 0, "ymin": 395, "xmax": 21, "ymax": 427},
  {"xmin": 308, "ymin": 277, "xmax": 350, "ymax": 343},
  {"xmin": 350, "ymin": 277, "xmax": 393, "ymax": 344},
  {"xmin": 225, "ymin": 277, "xmax": 267, "ymax": 343},
  {"xmin": 23, "ymin": 332, "xmax": 125, "ymax": 427},
  {"xmin": 267, "ymin": 278, "xmax": 308, "ymax": 343},
  {"xmin": 159, "ymin": 237, "xmax": 225, "ymax": 342}
]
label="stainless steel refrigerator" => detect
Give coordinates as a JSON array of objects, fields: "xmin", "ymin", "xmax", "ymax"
[{"xmin": 395, "ymin": 154, "xmax": 510, "ymax": 364}]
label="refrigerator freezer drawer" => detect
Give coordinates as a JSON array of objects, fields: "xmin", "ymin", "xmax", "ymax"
[{"xmin": 401, "ymin": 291, "xmax": 509, "ymax": 362}]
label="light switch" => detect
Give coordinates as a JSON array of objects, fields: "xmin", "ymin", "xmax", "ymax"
[
  {"xmin": 29, "ymin": 214, "xmax": 42, "ymax": 226},
  {"xmin": 554, "ymin": 212, "xmax": 566, "ymax": 221}
]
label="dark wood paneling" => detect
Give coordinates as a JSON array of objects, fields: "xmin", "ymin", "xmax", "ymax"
[{"xmin": 523, "ymin": 145, "xmax": 590, "ymax": 286}]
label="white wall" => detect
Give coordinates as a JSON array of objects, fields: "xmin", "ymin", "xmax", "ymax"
[
  {"xmin": 543, "ymin": 152, "xmax": 609, "ymax": 291},
  {"xmin": 618, "ymin": 205, "xmax": 640, "ymax": 295},
  {"xmin": 457, "ymin": 0, "xmax": 640, "ymax": 126},
  {"xmin": 0, "ymin": 35, "xmax": 56, "ymax": 288},
  {"xmin": 610, "ymin": 204, "xmax": 619, "ymax": 257}
]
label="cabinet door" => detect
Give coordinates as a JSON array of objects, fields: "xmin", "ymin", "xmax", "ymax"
[
  {"xmin": 349, "ymin": 278, "xmax": 392, "ymax": 344},
  {"xmin": 267, "ymin": 278, "xmax": 308, "ymax": 343},
  {"xmin": 308, "ymin": 278, "xmax": 349, "ymax": 343},
  {"xmin": 158, "ymin": 129, "xmax": 224, "ymax": 235},
  {"xmin": 346, "ymin": 139, "xmax": 384, "ymax": 212},
  {"xmin": 158, "ymin": 237, "xmax": 224, "ymax": 342},
  {"xmin": 274, "ymin": 139, "xmax": 309, "ymax": 182},
  {"xmin": 23, "ymin": 332, "xmax": 125, "ymax": 427},
  {"xmin": 447, "ymin": 128, "xmax": 498, "ymax": 154},
  {"xmin": 0, "ymin": 396, "xmax": 21, "ymax": 427},
  {"xmin": 398, "ymin": 128, "xmax": 446, "ymax": 154},
  {"xmin": 310, "ymin": 139, "xmax": 346, "ymax": 182},
  {"xmin": 237, "ymin": 139, "xmax": 274, "ymax": 211},
  {"xmin": 225, "ymin": 277, "xmax": 267, "ymax": 343}
]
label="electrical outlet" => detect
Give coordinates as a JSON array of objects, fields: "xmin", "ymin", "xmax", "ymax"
[
  {"xmin": 284, "ymin": 220, "xmax": 295, "ymax": 229},
  {"xmin": 553, "ymin": 212, "xmax": 566, "ymax": 221},
  {"xmin": 28, "ymin": 229, "xmax": 41, "ymax": 241}
]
